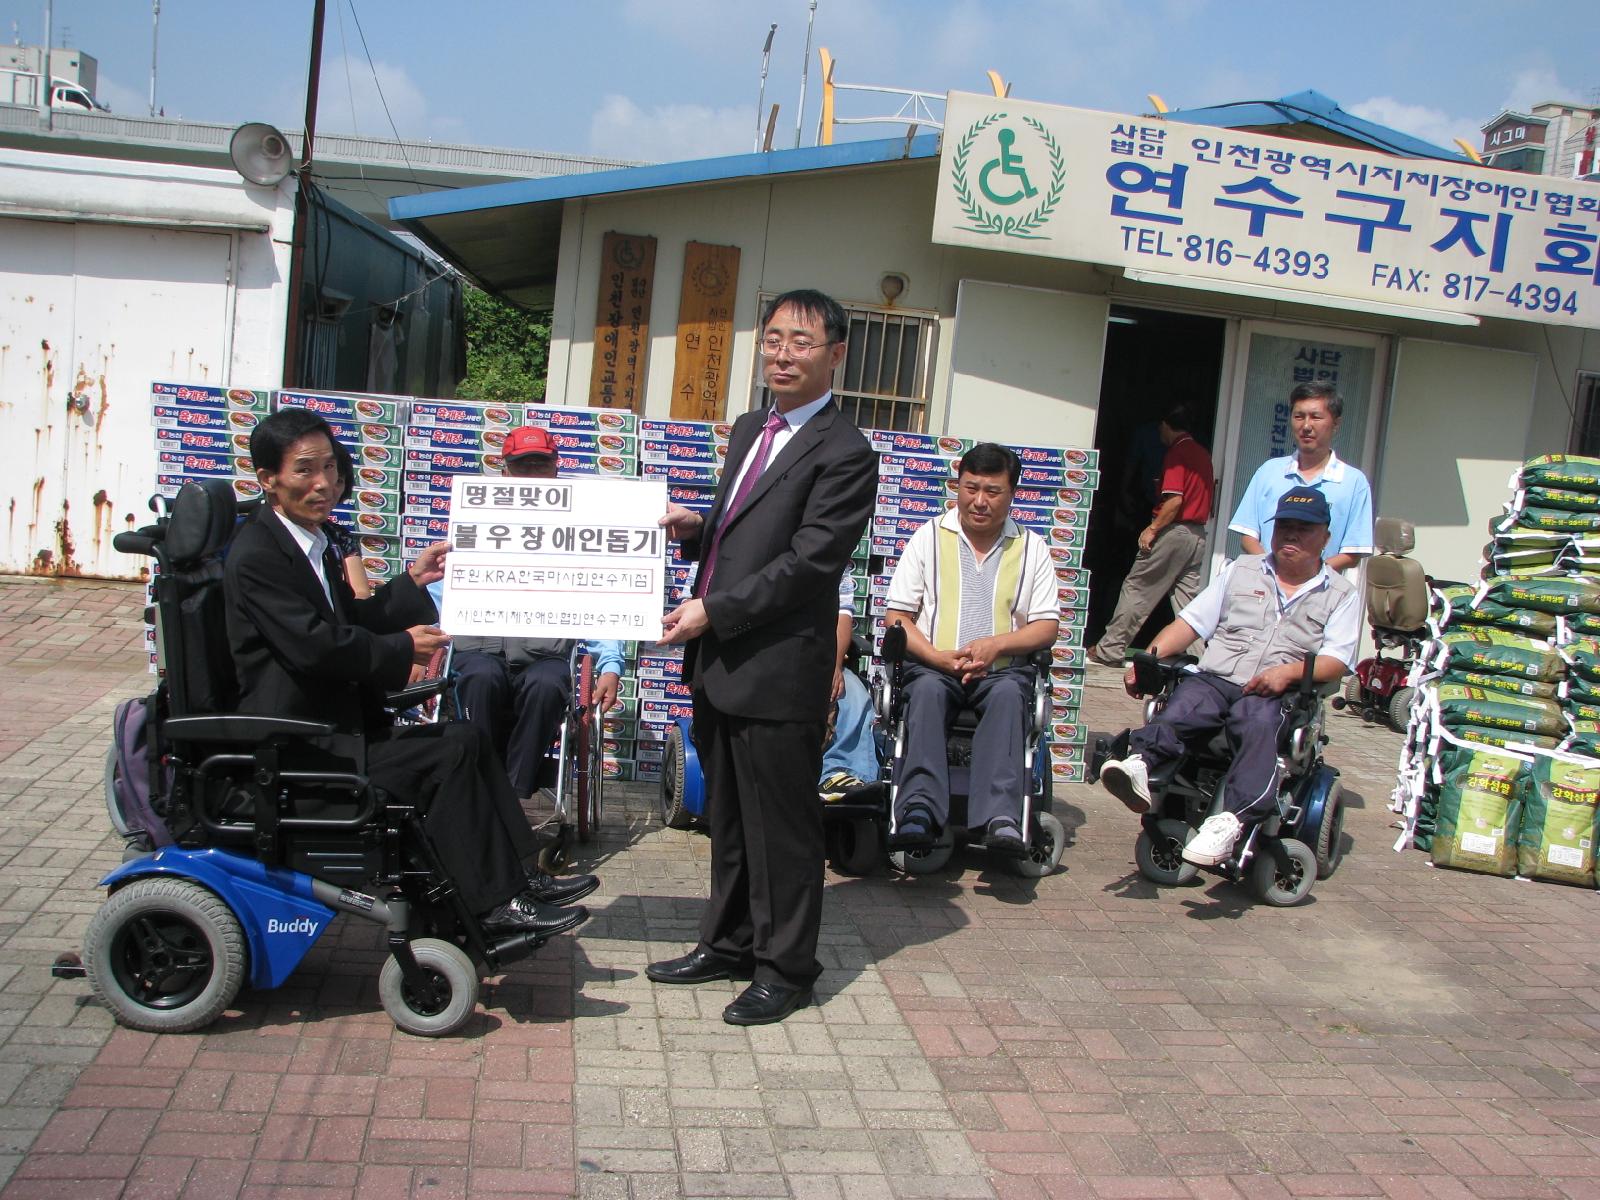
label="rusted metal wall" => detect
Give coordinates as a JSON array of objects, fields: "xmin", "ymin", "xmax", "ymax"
[{"xmin": 0, "ymin": 217, "xmax": 243, "ymax": 578}]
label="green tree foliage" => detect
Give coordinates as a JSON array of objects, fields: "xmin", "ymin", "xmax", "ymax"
[{"xmin": 458, "ymin": 285, "xmax": 551, "ymax": 403}]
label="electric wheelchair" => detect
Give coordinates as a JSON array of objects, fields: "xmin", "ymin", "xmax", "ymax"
[
  {"xmin": 657, "ymin": 624, "xmax": 1066, "ymax": 878},
  {"xmin": 1088, "ymin": 651, "xmax": 1346, "ymax": 906},
  {"xmin": 53, "ymin": 478, "xmax": 566, "ymax": 1037}
]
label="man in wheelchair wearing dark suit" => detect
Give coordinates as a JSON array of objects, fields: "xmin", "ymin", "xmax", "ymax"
[
  {"xmin": 1098, "ymin": 486, "xmax": 1360, "ymax": 868},
  {"xmin": 224, "ymin": 409, "xmax": 590, "ymax": 942}
]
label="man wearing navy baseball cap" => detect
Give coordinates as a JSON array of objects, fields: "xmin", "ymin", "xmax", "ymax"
[{"xmin": 1098, "ymin": 485, "xmax": 1361, "ymax": 868}]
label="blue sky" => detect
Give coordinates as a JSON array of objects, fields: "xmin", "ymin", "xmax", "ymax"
[{"xmin": 9, "ymin": 1, "xmax": 1599, "ymax": 163}]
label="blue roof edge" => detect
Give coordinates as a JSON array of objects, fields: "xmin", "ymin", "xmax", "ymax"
[
  {"xmin": 1165, "ymin": 88, "xmax": 1469, "ymax": 162},
  {"xmin": 389, "ymin": 133, "xmax": 943, "ymax": 223}
]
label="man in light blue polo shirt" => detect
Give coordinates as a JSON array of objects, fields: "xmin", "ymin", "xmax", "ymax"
[{"xmin": 1228, "ymin": 382, "xmax": 1373, "ymax": 571}]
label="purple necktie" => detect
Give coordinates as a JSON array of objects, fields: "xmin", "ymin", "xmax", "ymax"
[{"xmin": 699, "ymin": 407, "xmax": 786, "ymax": 596}]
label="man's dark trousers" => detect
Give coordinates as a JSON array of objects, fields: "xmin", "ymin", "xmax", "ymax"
[
  {"xmin": 1129, "ymin": 673, "xmax": 1290, "ymax": 820},
  {"xmin": 896, "ymin": 662, "xmax": 1034, "ymax": 830},
  {"xmin": 454, "ymin": 651, "xmax": 570, "ymax": 798},
  {"xmin": 693, "ymin": 701, "xmax": 826, "ymax": 989}
]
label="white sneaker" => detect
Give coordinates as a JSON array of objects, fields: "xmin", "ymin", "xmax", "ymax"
[
  {"xmin": 1100, "ymin": 755, "xmax": 1152, "ymax": 814},
  {"xmin": 1182, "ymin": 812, "xmax": 1244, "ymax": 867}
]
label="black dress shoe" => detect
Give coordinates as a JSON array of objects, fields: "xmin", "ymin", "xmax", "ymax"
[
  {"xmin": 645, "ymin": 947, "xmax": 754, "ymax": 985},
  {"xmin": 983, "ymin": 818, "xmax": 1027, "ymax": 857},
  {"xmin": 723, "ymin": 980, "xmax": 813, "ymax": 1026},
  {"xmin": 886, "ymin": 812, "xmax": 936, "ymax": 850},
  {"xmin": 480, "ymin": 893, "xmax": 589, "ymax": 941},
  {"xmin": 525, "ymin": 867, "xmax": 599, "ymax": 907}
]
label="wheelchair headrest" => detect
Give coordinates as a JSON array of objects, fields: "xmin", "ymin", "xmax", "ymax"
[
  {"xmin": 165, "ymin": 478, "xmax": 241, "ymax": 568},
  {"xmin": 1373, "ymin": 516, "xmax": 1415, "ymax": 557}
]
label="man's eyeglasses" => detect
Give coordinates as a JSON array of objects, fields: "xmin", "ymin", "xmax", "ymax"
[{"xmin": 758, "ymin": 337, "xmax": 835, "ymax": 358}]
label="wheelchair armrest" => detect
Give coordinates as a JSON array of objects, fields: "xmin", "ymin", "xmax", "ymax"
[
  {"xmin": 384, "ymin": 678, "xmax": 447, "ymax": 709},
  {"xmin": 879, "ymin": 622, "xmax": 907, "ymax": 664},
  {"xmin": 164, "ymin": 714, "xmax": 337, "ymax": 744},
  {"xmin": 1027, "ymin": 648, "xmax": 1053, "ymax": 671},
  {"xmin": 1128, "ymin": 651, "xmax": 1196, "ymax": 697}
]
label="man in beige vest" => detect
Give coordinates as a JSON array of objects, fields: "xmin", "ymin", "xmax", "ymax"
[
  {"xmin": 883, "ymin": 444, "xmax": 1059, "ymax": 855},
  {"xmin": 1099, "ymin": 487, "xmax": 1360, "ymax": 867}
]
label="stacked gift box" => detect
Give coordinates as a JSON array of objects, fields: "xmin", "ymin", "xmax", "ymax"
[
  {"xmin": 1392, "ymin": 454, "xmax": 1600, "ymax": 889},
  {"xmin": 863, "ymin": 429, "xmax": 1100, "ymax": 790}
]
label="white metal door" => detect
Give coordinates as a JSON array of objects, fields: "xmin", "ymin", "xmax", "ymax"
[{"xmin": 0, "ymin": 219, "xmax": 234, "ymax": 577}]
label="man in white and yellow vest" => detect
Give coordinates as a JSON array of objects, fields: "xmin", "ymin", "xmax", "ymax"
[{"xmin": 883, "ymin": 444, "xmax": 1060, "ymax": 855}]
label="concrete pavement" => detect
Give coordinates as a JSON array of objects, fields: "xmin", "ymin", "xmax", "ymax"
[{"xmin": 1, "ymin": 576, "xmax": 1598, "ymax": 1200}]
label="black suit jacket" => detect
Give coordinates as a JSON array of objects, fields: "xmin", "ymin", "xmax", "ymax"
[
  {"xmin": 224, "ymin": 505, "xmax": 436, "ymax": 735},
  {"xmin": 684, "ymin": 400, "xmax": 876, "ymax": 722}
]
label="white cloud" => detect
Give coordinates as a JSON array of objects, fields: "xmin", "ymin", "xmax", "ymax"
[
  {"xmin": 1500, "ymin": 66, "xmax": 1581, "ymax": 115},
  {"xmin": 1347, "ymin": 96, "xmax": 1478, "ymax": 152},
  {"xmin": 316, "ymin": 53, "xmax": 432, "ymax": 140},
  {"xmin": 91, "ymin": 74, "xmax": 149, "ymax": 118},
  {"xmin": 589, "ymin": 93, "xmax": 751, "ymax": 162}
]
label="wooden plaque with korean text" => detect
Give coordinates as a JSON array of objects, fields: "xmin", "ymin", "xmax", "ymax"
[
  {"xmin": 670, "ymin": 241, "xmax": 741, "ymax": 420},
  {"xmin": 587, "ymin": 232, "xmax": 657, "ymax": 411}
]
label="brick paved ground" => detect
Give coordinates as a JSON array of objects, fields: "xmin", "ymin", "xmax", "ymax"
[{"xmin": 3, "ymin": 578, "xmax": 1599, "ymax": 1200}]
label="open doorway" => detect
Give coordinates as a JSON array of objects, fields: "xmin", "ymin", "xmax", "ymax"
[{"xmin": 1085, "ymin": 305, "xmax": 1227, "ymax": 649}]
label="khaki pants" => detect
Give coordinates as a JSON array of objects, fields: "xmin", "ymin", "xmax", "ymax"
[{"xmin": 1097, "ymin": 522, "xmax": 1207, "ymax": 659}]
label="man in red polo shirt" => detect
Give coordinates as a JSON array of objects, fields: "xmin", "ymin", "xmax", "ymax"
[{"xmin": 1088, "ymin": 405, "xmax": 1215, "ymax": 667}]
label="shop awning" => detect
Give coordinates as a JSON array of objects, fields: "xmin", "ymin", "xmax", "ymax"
[{"xmin": 389, "ymin": 134, "xmax": 942, "ymax": 309}]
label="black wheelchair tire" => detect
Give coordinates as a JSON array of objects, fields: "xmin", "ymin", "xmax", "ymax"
[
  {"xmin": 1315, "ymin": 783, "xmax": 1346, "ymax": 879},
  {"xmin": 827, "ymin": 818, "xmax": 880, "ymax": 876},
  {"xmin": 659, "ymin": 725, "xmax": 694, "ymax": 830},
  {"xmin": 1250, "ymin": 838, "xmax": 1317, "ymax": 907},
  {"xmin": 1011, "ymin": 810, "xmax": 1064, "ymax": 878},
  {"xmin": 890, "ymin": 827, "xmax": 955, "ymax": 875},
  {"xmin": 378, "ymin": 938, "xmax": 479, "ymax": 1037},
  {"xmin": 1135, "ymin": 818, "xmax": 1200, "ymax": 886},
  {"xmin": 1342, "ymin": 675, "xmax": 1365, "ymax": 711},
  {"xmin": 1387, "ymin": 686, "xmax": 1417, "ymax": 733},
  {"xmin": 84, "ymin": 877, "xmax": 247, "ymax": 1034}
]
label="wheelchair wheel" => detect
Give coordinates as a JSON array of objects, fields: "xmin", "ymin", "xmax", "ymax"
[
  {"xmin": 1249, "ymin": 838, "xmax": 1317, "ymax": 907},
  {"xmin": 1314, "ymin": 782, "xmax": 1346, "ymax": 880},
  {"xmin": 1011, "ymin": 810, "xmax": 1064, "ymax": 878},
  {"xmin": 379, "ymin": 938, "xmax": 479, "ymax": 1037},
  {"xmin": 574, "ymin": 658, "xmax": 602, "ymax": 844},
  {"xmin": 827, "ymin": 818, "xmax": 881, "ymax": 876},
  {"xmin": 1135, "ymin": 818, "xmax": 1199, "ymax": 886},
  {"xmin": 83, "ymin": 878, "xmax": 246, "ymax": 1034},
  {"xmin": 1341, "ymin": 675, "xmax": 1365, "ymax": 712},
  {"xmin": 1387, "ymin": 685, "xmax": 1417, "ymax": 733},
  {"xmin": 890, "ymin": 827, "xmax": 955, "ymax": 875},
  {"xmin": 659, "ymin": 724, "xmax": 694, "ymax": 830}
]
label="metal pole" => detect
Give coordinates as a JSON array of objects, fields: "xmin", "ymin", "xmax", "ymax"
[
  {"xmin": 38, "ymin": 0, "xmax": 52, "ymax": 128},
  {"xmin": 754, "ymin": 23, "xmax": 776, "ymax": 153},
  {"xmin": 149, "ymin": 1, "xmax": 159, "ymax": 117},
  {"xmin": 793, "ymin": 0, "xmax": 816, "ymax": 148},
  {"xmin": 282, "ymin": 0, "xmax": 326, "ymax": 388}
]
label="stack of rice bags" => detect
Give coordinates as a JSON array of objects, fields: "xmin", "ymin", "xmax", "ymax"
[{"xmin": 1391, "ymin": 454, "xmax": 1600, "ymax": 888}]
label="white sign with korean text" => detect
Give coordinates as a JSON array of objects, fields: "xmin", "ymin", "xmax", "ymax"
[
  {"xmin": 933, "ymin": 92, "xmax": 1600, "ymax": 329},
  {"xmin": 440, "ymin": 476, "xmax": 668, "ymax": 641}
]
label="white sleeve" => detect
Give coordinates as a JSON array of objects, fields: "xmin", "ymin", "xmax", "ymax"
[
  {"xmin": 1024, "ymin": 533, "xmax": 1059, "ymax": 624},
  {"xmin": 885, "ymin": 522, "xmax": 933, "ymax": 614},
  {"xmin": 1321, "ymin": 586, "xmax": 1363, "ymax": 671},
  {"xmin": 1176, "ymin": 560, "xmax": 1234, "ymax": 641},
  {"xmin": 837, "ymin": 570, "xmax": 856, "ymax": 617}
]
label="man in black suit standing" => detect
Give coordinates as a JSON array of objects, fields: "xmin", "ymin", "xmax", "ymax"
[
  {"xmin": 224, "ymin": 409, "xmax": 590, "ymax": 941},
  {"xmin": 648, "ymin": 289, "xmax": 877, "ymax": 1025}
]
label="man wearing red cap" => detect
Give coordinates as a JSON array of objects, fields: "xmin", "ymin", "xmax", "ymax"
[{"xmin": 447, "ymin": 425, "xmax": 625, "ymax": 906}]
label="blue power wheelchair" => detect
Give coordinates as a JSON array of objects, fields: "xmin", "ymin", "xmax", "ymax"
[
  {"xmin": 52, "ymin": 478, "xmax": 566, "ymax": 1037},
  {"xmin": 1088, "ymin": 651, "xmax": 1346, "ymax": 906},
  {"xmin": 657, "ymin": 624, "xmax": 1066, "ymax": 879}
]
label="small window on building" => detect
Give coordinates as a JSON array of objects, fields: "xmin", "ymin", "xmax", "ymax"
[
  {"xmin": 750, "ymin": 294, "xmax": 939, "ymax": 431},
  {"xmin": 1570, "ymin": 372, "xmax": 1600, "ymax": 456}
]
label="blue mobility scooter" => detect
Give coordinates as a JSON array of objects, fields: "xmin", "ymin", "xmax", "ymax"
[
  {"xmin": 53, "ymin": 479, "xmax": 563, "ymax": 1036},
  {"xmin": 658, "ymin": 624, "xmax": 1066, "ymax": 878},
  {"xmin": 1088, "ymin": 651, "xmax": 1346, "ymax": 906}
]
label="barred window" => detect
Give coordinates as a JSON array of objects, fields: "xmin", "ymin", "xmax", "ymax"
[{"xmin": 751, "ymin": 296, "xmax": 938, "ymax": 431}]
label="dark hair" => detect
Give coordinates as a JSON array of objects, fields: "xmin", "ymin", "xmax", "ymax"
[
  {"xmin": 249, "ymin": 408, "xmax": 339, "ymax": 473},
  {"xmin": 1161, "ymin": 405, "xmax": 1194, "ymax": 434},
  {"xmin": 760, "ymin": 289, "xmax": 848, "ymax": 345},
  {"xmin": 331, "ymin": 436, "xmax": 355, "ymax": 504},
  {"xmin": 1289, "ymin": 381, "xmax": 1343, "ymax": 420},
  {"xmin": 958, "ymin": 442, "xmax": 1021, "ymax": 489}
]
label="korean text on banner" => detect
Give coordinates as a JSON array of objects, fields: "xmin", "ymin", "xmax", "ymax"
[
  {"xmin": 440, "ymin": 476, "xmax": 669, "ymax": 641},
  {"xmin": 933, "ymin": 92, "xmax": 1600, "ymax": 330}
]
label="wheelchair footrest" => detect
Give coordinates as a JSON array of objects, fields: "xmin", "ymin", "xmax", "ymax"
[{"xmin": 51, "ymin": 952, "xmax": 86, "ymax": 980}]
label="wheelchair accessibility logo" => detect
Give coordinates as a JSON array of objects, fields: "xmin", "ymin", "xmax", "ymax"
[{"xmin": 950, "ymin": 112, "xmax": 1065, "ymax": 240}]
